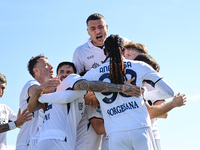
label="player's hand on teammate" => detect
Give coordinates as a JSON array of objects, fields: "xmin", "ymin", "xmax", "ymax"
[
  {"xmin": 39, "ymin": 78, "xmax": 61, "ymax": 94},
  {"xmin": 15, "ymin": 108, "xmax": 33, "ymax": 128},
  {"xmin": 172, "ymin": 93, "xmax": 187, "ymax": 107},
  {"xmin": 123, "ymin": 77, "xmax": 141, "ymax": 97},
  {"xmin": 84, "ymin": 92, "xmax": 99, "ymax": 108}
]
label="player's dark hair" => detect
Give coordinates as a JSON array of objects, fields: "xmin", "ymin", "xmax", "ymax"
[
  {"xmin": 134, "ymin": 53, "xmax": 160, "ymax": 72},
  {"xmin": 0, "ymin": 73, "xmax": 7, "ymax": 84},
  {"xmin": 28, "ymin": 54, "xmax": 47, "ymax": 78},
  {"xmin": 56, "ymin": 62, "xmax": 77, "ymax": 75},
  {"xmin": 103, "ymin": 34, "xmax": 127, "ymax": 84},
  {"xmin": 79, "ymin": 70, "xmax": 88, "ymax": 76},
  {"xmin": 86, "ymin": 13, "xmax": 106, "ymax": 25}
]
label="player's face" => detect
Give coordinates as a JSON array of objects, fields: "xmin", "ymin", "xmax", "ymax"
[
  {"xmin": 36, "ymin": 58, "xmax": 54, "ymax": 82},
  {"xmin": 87, "ymin": 19, "xmax": 108, "ymax": 47},
  {"xmin": 0, "ymin": 81, "xmax": 6, "ymax": 98},
  {"xmin": 57, "ymin": 65, "xmax": 75, "ymax": 81},
  {"xmin": 124, "ymin": 48, "xmax": 141, "ymax": 60}
]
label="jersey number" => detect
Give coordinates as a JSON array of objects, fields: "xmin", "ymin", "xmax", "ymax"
[{"xmin": 99, "ymin": 69, "xmax": 137, "ymax": 104}]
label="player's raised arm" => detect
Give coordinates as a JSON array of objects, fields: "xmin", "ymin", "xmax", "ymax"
[
  {"xmin": 146, "ymin": 93, "xmax": 187, "ymax": 119},
  {"xmin": 27, "ymin": 79, "xmax": 61, "ymax": 112}
]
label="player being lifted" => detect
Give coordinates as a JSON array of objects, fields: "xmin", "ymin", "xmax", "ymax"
[{"xmin": 82, "ymin": 34, "xmax": 186, "ymax": 150}]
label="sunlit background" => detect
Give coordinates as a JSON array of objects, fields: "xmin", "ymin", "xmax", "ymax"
[{"xmin": 0, "ymin": 0, "xmax": 199, "ymax": 150}]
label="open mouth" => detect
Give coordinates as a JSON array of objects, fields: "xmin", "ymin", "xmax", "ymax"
[{"xmin": 96, "ymin": 35, "xmax": 102, "ymax": 40}]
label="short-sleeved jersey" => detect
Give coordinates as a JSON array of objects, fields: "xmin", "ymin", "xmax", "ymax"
[
  {"xmin": 38, "ymin": 74, "xmax": 86, "ymax": 149},
  {"xmin": 83, "ymin": 58, "xmax": 162, "ymax": 136},
  {"xmin": 73, "ymin": 37, "xmax": 130, "ymax": 74},
  {"xmin": 73, "ymin": 39, "xmax": 106, "ymax": 74},
  {"xmin": 0, "ymin": 104, "xmax": 17, "ymax": 150},
  {"xmin": 16, "ymin": 80, "xmax": 40, "ymax": 148},
  {"xmin": 143, "ymin": 82, "xmax": 161, "ymax": 140},
  {"xmin": 75, "ymin": 105, "xmax": 103, "ymax": 150}
]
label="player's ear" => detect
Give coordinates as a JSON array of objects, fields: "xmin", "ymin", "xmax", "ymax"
[
  {"xmin": 33, "ymin": 68, "xmax": 39, "ymax": 76},
  {"xmin": 87, "ymin": 28, "xmax": 90, "ymax": 36}
]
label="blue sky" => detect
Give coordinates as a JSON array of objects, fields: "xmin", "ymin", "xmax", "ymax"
[{"xmin": 0, "ymin": 0, "xmax": 200, "ymax": 150}]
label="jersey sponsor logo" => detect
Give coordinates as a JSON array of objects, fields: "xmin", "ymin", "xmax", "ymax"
[
  {"xmin": 107, "ymin": 101, "xmax": 139, "ymax": 116},
  {"xmin": 87, "ymin": 55, "xmax": 94, "ymax": 59},
  {"xmin": 91, "ymin": 62, "xmax": 100, "ymax": 69},
  {"xmin": 99, "ymin": 69, "xmax": 137, "ymax": 104},
  {"xmin": 78, "ymin": 102, "xmax": 84, "ymax": 111}
]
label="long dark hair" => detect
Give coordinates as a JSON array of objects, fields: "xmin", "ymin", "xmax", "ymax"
[{"xmin": 103, "ymin": 34, "xmax": 127, "ymax": 84}]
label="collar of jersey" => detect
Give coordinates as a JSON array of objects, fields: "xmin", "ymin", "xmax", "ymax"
[{"xmin": 87, "ymin": 38, "xmax": 103, "ymax": 50}]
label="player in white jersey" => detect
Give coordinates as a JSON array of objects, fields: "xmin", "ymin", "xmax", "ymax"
[
  {"xmin": 35, "ymin": 74, "xmax": 86, "ymax": 150},
  {"xmin": 134, "ymin": 53, "xmax": 187, "ymax": 150},
  {"xmin": 28, "ymin": 74, "xmax": 140, "ymax": 149},
  {"xmin": 73, "ymin": 13, "xmax": 130, "ymax": 149},
  {"xmin": 27, "ymin": 62, "xmax": 76, "ymax": 150},
  {"xmin": 0, "ymin": 73, "xmax": 32, "ymax": 150},
  {"xmin": 82, "ymin": 34, "xmax": 184, "ymax": 150},
  {"xmin": 75, "ymin": 104, "xmax": 105, "ymax": 150},
  {"xmin": 16, "ymin": 55, "xmax": 60, "ymax": 150},
  {"xmin": 27, "ymin": 61, "xmax": 81, "ymax": 150},
  {"xmin": 73, "ymin": 13, "xmax": 130, "ymax": 74},
  {"xmin": 75, "ymin": 71, "xmax": 105, "ymax": 150}
]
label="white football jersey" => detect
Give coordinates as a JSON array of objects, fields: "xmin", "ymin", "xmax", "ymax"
[
  {"xmin": 143, "ymin": 82, "xmax": 161, "ymax": 140},
  {"xmin": 75, "ymin": 105, "xmax": 103, "ymax": 150},
  {"xmin": 73, "ymin": 37, "xmax": 130, "ymax": 74},
  {"xmin": 27, "ymin": 109, "xmax": 45, "ymax": 150},
  {"xmin": 38, "ymin": 74, "xmax": 86, "ymax": 149},
  {"xmin": 0, "ymin": 104, "xmax": 17, "ymax": 150},
  {"xmin": 16, "ymin": 80, "xmax": 40, "ymax": 148},
  {"xmin": 83, "ymin": 58, "xmax": 163, "ymax": 136}
]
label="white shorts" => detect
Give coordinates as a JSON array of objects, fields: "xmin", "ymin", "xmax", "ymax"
[
  {"xmin": 108, "ymin": 127, "xmax": 157, "ymax": 150},
  {"xmin": 36, "ymin": 139, "xmax": 71, "ymax": 150}
]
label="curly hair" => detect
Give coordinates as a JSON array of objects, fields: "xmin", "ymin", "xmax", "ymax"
[{"xmin": 103, "ymin": 34, "xmax": 127, "ymax": 84}]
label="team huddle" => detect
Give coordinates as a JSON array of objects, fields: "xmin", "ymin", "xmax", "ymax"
[{"xmin": 0, "ymin": 13, "xmax": 187, "ymax": 150}]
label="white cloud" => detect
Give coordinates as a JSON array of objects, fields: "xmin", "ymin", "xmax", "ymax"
[
  {"xmin": 7, "ymin": 145, "xmax": 15, "ymax": 150},
  {"xmin": 188, "ymin": 94, "xmax": 200, "ymax": 101}
]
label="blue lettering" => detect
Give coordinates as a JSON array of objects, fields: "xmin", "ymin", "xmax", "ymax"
[
  {"xmin": 134, "ymin": 101, "xmax": 139, "ymax": 108},
  {"xmin": 107, "ymin": 101, "xmax": 139, "ymax": 116},
  {"xmin": 46, "ymin": 104, "xmax": 52, "ymax": 111},
  {"xmin": 99, "ymin": 65, "xmax": 110, "ymax": 73},
  {"xmin": 43, "ymin": 113, "xmax": 50, "ymax": 123},
  {"xmin": 124, "ymin": 62, "xmax": 132, "ymax": 68}
]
